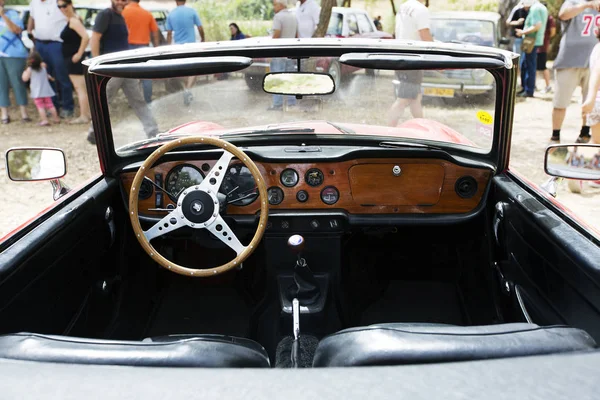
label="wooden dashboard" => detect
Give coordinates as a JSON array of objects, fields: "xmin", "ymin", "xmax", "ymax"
[{"xmin": 121, "ymin": 158, "xmax": 491, "ymax": 217}]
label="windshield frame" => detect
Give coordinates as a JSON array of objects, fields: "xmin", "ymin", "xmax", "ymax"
[{"xmin": 83, "ymin": 39, "xmax": 517, "ymax": 178}]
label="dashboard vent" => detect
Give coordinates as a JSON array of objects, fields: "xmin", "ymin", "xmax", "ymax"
[
  {"xmin": 138, "ymin": 179, "xmax": 154, "ymax": 200},
  {"xmin": 455, "ymin": 176, "xmax": 478, "ymax": 199}
]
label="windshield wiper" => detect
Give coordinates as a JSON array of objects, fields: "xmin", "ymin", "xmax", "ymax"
[
  {"xmin": 326, "ymin": 121, "xmax": 354, "ymax": 134},
  {"xmin": 379, "ymin": 141, "xmax": 444, "ymax": 150},
  {"xmin": 222, "ymin": 127, "xmax": 316, "ymax": 137}
]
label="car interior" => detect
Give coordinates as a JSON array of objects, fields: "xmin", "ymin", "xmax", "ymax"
[{"xmin": 1, "ymin": 44, "xmax": 599, "ymax": 370}]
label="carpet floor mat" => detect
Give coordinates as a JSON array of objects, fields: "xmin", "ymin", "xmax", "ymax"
[{"xmin": 359, "ymin": 281, "xmax": 467, "ymax": 326}]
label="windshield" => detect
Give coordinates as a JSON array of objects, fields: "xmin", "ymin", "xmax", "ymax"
[
  {"xmin": 431, "ymin": 19, "xmax": 496, "ymax": 47},
  {"xmin": 107, "ymin": 56, "xmax": 497, "ymax": 154}
]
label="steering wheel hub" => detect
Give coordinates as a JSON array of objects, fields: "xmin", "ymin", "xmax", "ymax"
[{"xmin": 180, "ymin": 190, "xmax": 216, "ymax": 224}]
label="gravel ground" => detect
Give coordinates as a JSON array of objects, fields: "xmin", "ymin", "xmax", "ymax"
[{"xmin": 1, "ymin": 73, "xmax": 599, "ymax": 239}]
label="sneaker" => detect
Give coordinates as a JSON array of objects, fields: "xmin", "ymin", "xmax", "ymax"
[
  {"xmin": 183, "ymin": 90, "xmax": 193, "ymax": 106},
  {"xmin": 517, "ymin": 92, "xmax": 533, "ymax": 98},
  {"xmin": 589, "ymin": 180, "xmax": 600, "ymax": 188},
  {"xmin": 59, "ymin": 109, "xmax": 74, "ymax": 118},
  {"xmin": 576, "ymin": 135, "xmax": 591, "ymax": 143},
  {"xmin": 87, "ymin": 129, "xmax": 96, "ymax": 145},
  {"xmin": 549, "ymin": 137, "xmax": 560, "ymax": 145},
  {"xmin": 541, "ymin": 86, "xmax": 552, "ymax": 94}
]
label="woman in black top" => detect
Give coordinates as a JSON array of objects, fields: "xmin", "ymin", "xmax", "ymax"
[{"xmin": 58, "ymin": 0, "xmax": 90, "ymax": 123}]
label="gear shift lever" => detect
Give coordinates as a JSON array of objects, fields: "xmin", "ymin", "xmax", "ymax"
[{"xmin": 287, "ymin": 234, "xmax": 320, "ymax": 305}]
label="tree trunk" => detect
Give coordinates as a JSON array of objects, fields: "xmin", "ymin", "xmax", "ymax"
[
  {"xmin": 390, "ymin": 0, "xmax": 396, "ymax": 16},
  {"xmin": 498, "ymin": 0, "xmax": 520, "ymax": 39},
  {"xmin": 313, "ymin": 0, "xmax": 337, "ymax": 38},
  {"xmin": 342, "ymin": 0, "xmax": 351, "ymax": 6}
]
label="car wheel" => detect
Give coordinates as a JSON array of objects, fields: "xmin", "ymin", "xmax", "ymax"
[
  {"xmin": 328, "ymin": 60, "xmax": 342, "ymax": 89},
  {"xmin": 245, "ymin": 74, "xmax": 263, "ymax": 91}
]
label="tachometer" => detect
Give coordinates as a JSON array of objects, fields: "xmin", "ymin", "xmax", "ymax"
[
  {"xmin": 165, "ymin": 164, "xmax": 204, "ymax": 201},
  {"xmin": 280, "ymin": 168, "xmax": 299, "ymax": 187},
  {"xmin": 220, "ymin": 163, "xmax": 258, "ymax": 206}
]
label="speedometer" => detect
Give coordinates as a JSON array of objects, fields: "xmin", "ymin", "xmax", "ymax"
[
  {"xmin": 165, "ymin": 164, "xmax": 204, "ymax": 201},
  {"xmin": 220, "ymin": 164, "xmax": 258, "ymax": 206}
]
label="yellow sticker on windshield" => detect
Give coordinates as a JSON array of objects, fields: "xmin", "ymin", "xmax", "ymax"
[{"xmin": 477, "ymin": 111, "xmax": 493, "ymax": 125}]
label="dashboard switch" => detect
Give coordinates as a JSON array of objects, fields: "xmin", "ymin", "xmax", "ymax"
[
  {"xmin": 329, "ymin": 219, "xmax": 339, "ymax": 229},
  {"xmin": 155, "ymin": 192, "xmax": 163, "ymax": 208},
  {"xmin": 281, "ymin": 220, "xmax": 290, "ymax": 229},
  {"xmin": 310, "ymin": 219, "xmax": 320, "ymax": 230}
]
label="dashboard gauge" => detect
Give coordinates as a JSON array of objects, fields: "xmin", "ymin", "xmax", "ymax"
[
  {"xmin": 220, "ymin": 163, "xmax": 258, "ymax": 206},
  {"xmin": 165, "ymin": 164, "xmax": 204, "ymax": 201},
  {"xmin": 280, "ymin": 168, "xmax": 299, "ymax": 187},
  {"xmin": 296, "ymin": 190, "xmax": 308, "ymax": 203},
  {"xmin": 268, "ymin": 187, "xmax": 284, "ymax": 205},
  {"xmin": 138, "ymin": 179, "xmax": 153, "ymax": 200},
  {"xmin": 305, "ymin": 168, "xmax": 324, "ymax": 187},
  {"xmin": 320, "ymin": 186, "xmax": 339, "ymax": 205}
]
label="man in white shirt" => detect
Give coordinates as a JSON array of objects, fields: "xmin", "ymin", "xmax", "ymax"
[
  {"xmin": 27, "ymin": 0, "xmax": 74, "ymax": 118},
  {"xmin": 296, "ymin": 0, "xmax": 320, "ymax": 38},
  {"xmin": 388, "ymin": 0, "xmax": 433, "ymax": 126}
]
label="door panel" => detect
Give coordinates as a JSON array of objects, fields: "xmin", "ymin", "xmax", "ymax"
[
  {"xmin": 0, "ymin": 178, "xmax": 120, "ymax": 336},
  {"xmin": 492, "ymin": 175, "xmax": 600, "ymax": 340}
]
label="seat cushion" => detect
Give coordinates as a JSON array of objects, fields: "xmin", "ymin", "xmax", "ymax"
[
  {"xmin": 313, "ymin": 323, "xmax": 597, "ymax": 367},
  {"xmin": 0, "ymin": 332, "xmax": 270, "ymax": 368}
]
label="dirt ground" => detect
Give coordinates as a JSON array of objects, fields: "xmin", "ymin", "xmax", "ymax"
[{"xmin": 1, "ymin": 72, "xmax": 599, "ymax": 239}]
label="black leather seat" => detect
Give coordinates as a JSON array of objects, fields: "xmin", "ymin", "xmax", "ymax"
[
  {"xmin": 313, "ymin": 323, "xmax": 597, "ymax": 367},
  {"xmin": 0, "ymin": 332, "xmax": 270, "ymax": 367}
]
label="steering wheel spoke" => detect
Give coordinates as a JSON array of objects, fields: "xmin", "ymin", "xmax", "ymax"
[
  {"xmin": 144, "ymin": 209, "xmax": 185, "ymax": 241},
  {"xmin": 205, "ymin": 215, "xmax": 246, "ymax": 255},
  {"xmin": 200, "ymin": 151, "xmax": 234, "ymax": 193}
]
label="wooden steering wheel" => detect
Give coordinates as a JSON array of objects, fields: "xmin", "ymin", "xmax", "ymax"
[{"xmin": 129, "ymin": 136, "xmax": 268, "ymax": 277}]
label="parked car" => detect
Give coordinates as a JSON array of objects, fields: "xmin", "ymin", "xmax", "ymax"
[
  {"xmin": 419, "ymin": 11, "xmax": 510, "ymax": 101},
  {"xmin": 2, "ymin": 38, "xmax": 600, "ymax": 398},
  {"xmin": 244, "ymin": 7, "xmax": 393, "ymax": 90}
]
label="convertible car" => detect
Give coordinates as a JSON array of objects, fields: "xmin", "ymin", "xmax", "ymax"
[{"xmin": 2, "ymin": 39, "xmax": 600, "ymax": 397}]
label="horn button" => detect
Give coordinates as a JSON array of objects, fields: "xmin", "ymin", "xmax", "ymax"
[{"xmin": 181, "ymin": 190, "xmax": 216, "ymax": 224}]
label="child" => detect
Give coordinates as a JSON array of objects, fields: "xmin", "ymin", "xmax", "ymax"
[{"xmin": 21, "ymin": 52, "xmax": 60, "ymax": 126}]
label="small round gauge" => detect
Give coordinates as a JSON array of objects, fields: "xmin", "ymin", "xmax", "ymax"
[
  {"xmin": 268, "ymin": 187, "xmax": 284, "ymax": 205},
  {"xmin": 220, "ymin": 163, "xmax": 258, "ymax": 206},
  {"xmin": 320, "ymin": 186, "xmax": 339, "ymax": 205},
  {"xmin": 280, "ymin": 168, "xmax": 299, "ymax": 187},
  {"xmin": 165, "ymin": 164, "xmax": 204, "ymax": 201},
  {"xmin": 296, "ymin": 190, "xmax": 309, "ymax": 203},
  {"xmin": 305, "ymin": 168, "xmax": 324, "ymax": 187}
]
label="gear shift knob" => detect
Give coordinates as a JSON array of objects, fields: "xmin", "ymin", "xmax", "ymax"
[{"xmin": 287, "ymin": 234, "xmax": 305, "ymax": 255}]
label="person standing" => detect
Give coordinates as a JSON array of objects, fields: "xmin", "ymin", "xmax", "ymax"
[
  {"xmin": 229, "ymin": 23, "xmax": 246, "ymax": 40},
  {"xmin": 515, "ymin": 0, "xmax": 547, "ymax": 98},
  {"xmin": 536, "ymin": 7, "xmax": 555, "ymax": 94},
  {"xmin": 21, "ymin": 52, "xmax": 60, "ymax": 126},
  {"xmin": 388, "ymin": 0, "xmax": 433, "ymax": 126},
  {"xmin": 166, "ymin": 0, "xmax": 205, "ymax": 106},
  {"xmin": 550, "ymin": 0, "xmax": 600, "ymax": 144},
  {"xmin": 57, "ymin": 0, "xmax": 90, "ymax": 124},
  {"xmin": 87, "ymin": 0, "xmax": 158, "ymax": 144},
  {"xmin": 296, "ymin": 0, "xmax": 320, "ymax": 38},
  {"xmin": 123, "ymin": 0, "xmax": 159, "ymax": 103},
  {"xmin": 506, "ymin": 1, "xmax": 528, "ymax": 88},
  {"xmin": 582, "ymin": 29, "xmax": 600, "ymax": 145},
  {"xmin": 27, "ymin": 0, "xmax": 74, "ymax": 118},
  {"xmin": 269, "ymin": 0, "xmax": 297, "ymax": 111},
  {"xmin": 0, "ymin": 0, "xmax": 30, "ymax": 124}
]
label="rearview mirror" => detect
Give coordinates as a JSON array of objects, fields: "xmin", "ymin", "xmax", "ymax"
[
  {"xmin": 262, "ymin": 72, "xmax": 335, "ymax": 96},
  {"xmin": 6, "ymin": 148, "xmax": 66, "ymax": 181},
  {"xmin": 545, "ymin": 144, "xmax": 600, "ymax": 180}
]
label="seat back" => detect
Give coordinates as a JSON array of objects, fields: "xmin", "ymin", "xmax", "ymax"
[
  {"xmin": 0, "ymin": 332, "xmax": 270, "ymax": 368},
  {"xmin": 313, "ymin": 323, "xmax": 597, "ymax": 367}
]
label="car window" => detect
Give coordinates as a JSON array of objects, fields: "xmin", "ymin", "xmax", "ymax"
[
  {"xmin": 151, "ymin": 11, "xmax": 167, "ymax": 31},
  {"xmin": 327, "ymin": 12, "xmax": 343, "ymax": 36},
  {"xmin": 430, "ymin": 19, "xmax": 496, "ymax": 47},
  {"xmin": 356, "ymin": 13, "xmax": 373, "ymax": 34},
  {"xmin": 347, "ymin": 14, "xmax": 359, "ymax": 36}
]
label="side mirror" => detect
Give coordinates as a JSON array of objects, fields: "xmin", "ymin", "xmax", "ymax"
[
  {"xmin": 6, "ymin": 148, "xmax": 66, "ymax": 181},
  {"xmin": 499, "ymin": 37, "xmax": 510, "ymax": 45},
  {"xmin": 544, "ymin": 144, "xmax": 600, "ymax": 180}
]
